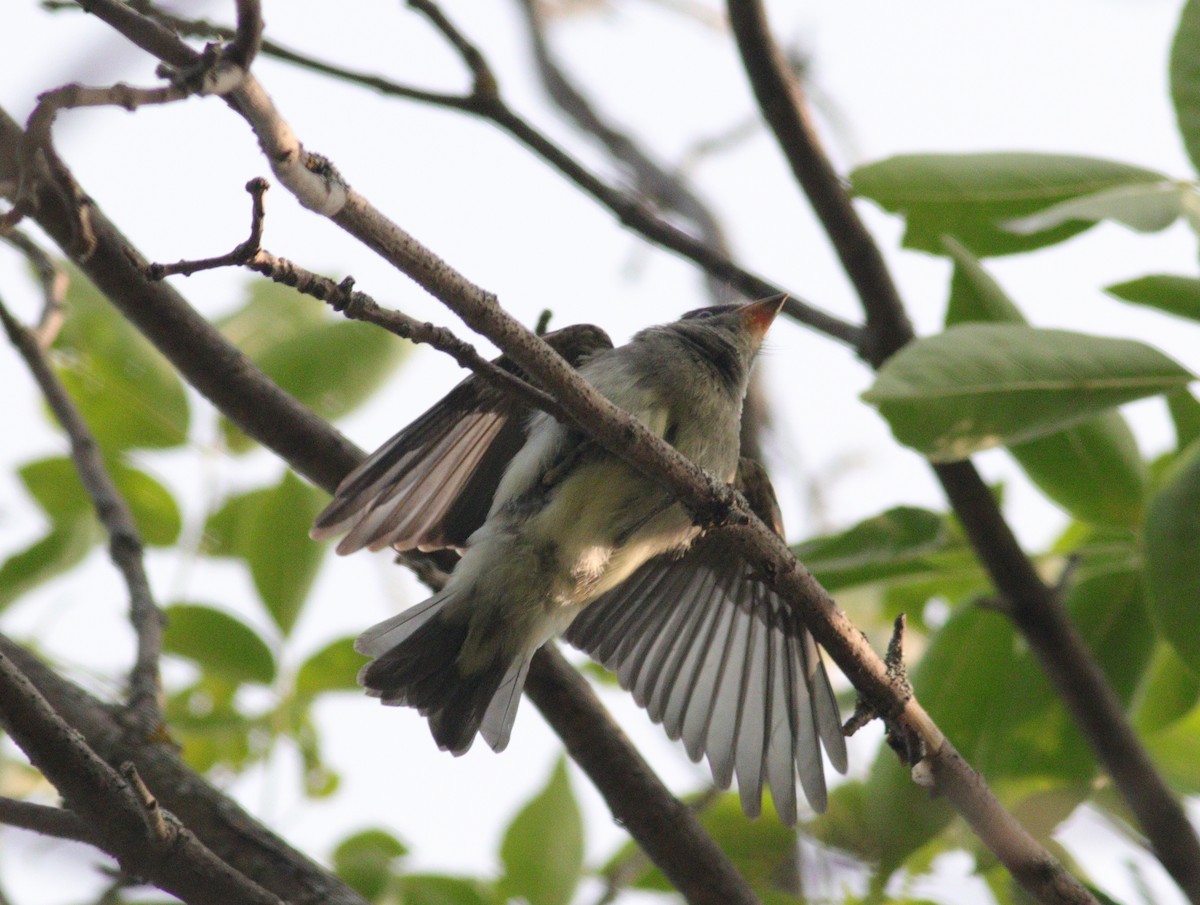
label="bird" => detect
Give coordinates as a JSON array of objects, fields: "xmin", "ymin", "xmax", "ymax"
[{"xmin": 310, "ymin": 297, "xmax": 847, "ymax": 821}]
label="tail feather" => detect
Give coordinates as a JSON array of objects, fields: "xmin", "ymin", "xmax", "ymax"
[{"xmin": 356, "ymin": 594, "xmax": 526, "ymax": 755}]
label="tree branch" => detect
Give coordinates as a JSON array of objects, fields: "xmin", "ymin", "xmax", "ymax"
[
  {"xmin": 0, "ymin": 103, "xmax": 764, "ymax": 905},
  {"xmin": 97, "ymin": 0, "xmax": 863, "ymax": 349},
  {"xmin": 0, "ymin": 634, "xmax": 368, "ymax": 905},
  {"xmin": 12, "ymin": 13, "xmax": 1104, "ymax": 905},
  {"xmin": 0, "ymin": 297, "xmax": 163, "ymax": 723},
  {"xmin": 723, "ymin": 0, "xmax": 1200, "ymax": 901},
  {"xmin": 0, "ymin": 653, "xmax": 283, "ymax": 905},
  {"xmin": 0, "ymin": 796, "xmax": 98, "ymax": 845}
]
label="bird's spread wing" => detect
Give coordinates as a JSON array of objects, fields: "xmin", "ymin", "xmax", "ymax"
[
  {"xmin": 563, "ymin": 459, "xmax": 847, "ymax": 824},
  {"xmin": 311, "ymin": 324, "xmax": 613, "ymax": 555}
]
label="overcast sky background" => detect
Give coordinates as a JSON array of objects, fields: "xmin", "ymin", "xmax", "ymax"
[{"xmin": 1, "ymin": 1, "xmax": 1198, "ymax": 903}]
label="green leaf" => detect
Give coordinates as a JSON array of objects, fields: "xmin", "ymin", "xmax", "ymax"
[
  {"xmin": 1145, "ymin": 704, "xmax": 1200, "ymax": 795},
  {"xmin": 1134, "ymin": 644, "xmax": 1200, "ymax": 734},
  {"xmin": 204, "ymin": 472, "xmax": 327, "ymax": 636},
  {"xmin": 863, "ymin": 325, "xmax": 1193, "ymax": 461},
  {"xmin": 793, "ymin": 506, "xmax": 960, "ymax": 591},
  {"xmin": 19, "ymin": 457, "xmax": 182, "ymax": 546},
  {"xmin": 1004, "ymin": 182, "xmax": 1182, "ymax": 235},
  {"xmin": 1171, "ymin": 0, "xmax": 1200, "ymax": 177},
  {"xmin": 851, "ymin": 153, "xmax": 1167, "ymax": 257},
  {"xmin": 1107, "ymin": 274, "xmax": 1200, "ymax": 323},
  {"xmin": 499, "ymin": 759, "xmax": 583, "ymax": 905},
  {"xmin": 163, "ymin": 603, "xmax": 276, "ymax": 684},
  {"xmin": 165, "ymin": 679, "xmax": 253, "ymax": 773},
  {"xmin": 1144, "ymin": 441, "xmax": 1200, "ymax": 673},
  {"xmin": 618, "ymin": 790, "xmax": 797, "ymax": 899},
  {"xmin": 295, "ymin": 636, "xmax": 364, "ymax": 699},
  {"xmin": 332, "ymin": 828, "xmax": 407, "ymax": 901},
  {"xmin": 1008, "ymin": 418, "xmax": 1147, "ymax": 526},
  {"xmin": 402, "ymin": 875, "xmax": 499, "ymax": 905},
  {"xmin": 54, "ymin": 267, "xmax": 189, "ymax": 451},
  {"xmin": 943, "ymin": 236, "xmax": 1025, "ymax": 325},
  {"xmin": 1168, "ymin": 388, "xmax": 1200, "ymax": 450},
  {"xmin": 218, "ymin": 281, "xmax": 408, "ymax": 452},
  {"xmin": 944, "ymin": 242, "xmax": 1148, "ymax": 524},
  {"xmin": 0, "ymin": 518, "xmax": 100, "ymax": 609}
]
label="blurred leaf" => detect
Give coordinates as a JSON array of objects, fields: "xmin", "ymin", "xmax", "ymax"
[
  {"xmin": 0, "ymin": 518, "xmax": 99, "ymax": 609},
  {"xmin": 851, "ymin": 153, "xmax": 1166, "ymax": 257},
  {"xmin": 1145, "ymin": 703, "xmax": 1200, "ymax": 795},
  {"xmin": 1134, "ymin": 644, "xmax": 1200, "ymax": 734},
  {"xmin": 402, "ymin": 874, "xmax": 499, "ymax": 905},
  {"xmin": 621, "ymin": 791, "xmax": 798, "ymax": 899},
  {"xmin": 944, "ymin": 243, "xmax": 1148, "ymax": 525},
  {"xmin": 1171, "ymin": 0, "xmax": 1200, "ymax": 177},
  {"xmin": 204, "ymin": 472, "xmax": 327, "ymax": 636},
  {"xmin": 1144, "ymin": 441, "xmax": 1200, "ymax": 673},
  {"xmin": 1107, "ymin": 274, "xmax": 1200, "ymax": 322},
  {"xmin": 499, "ymin": 758, "xmax": 583, "ymax": 905},
  {"xmin": 983, "ymin": 559, "xmax": 1153, "ymax": 781},
  {"xmin": 218, "ymin": 281, "xmax": 408, "ymax": 452},
  {"xmin": 18, "ymin": 458, "xmax": 92, "ymax": 520},
  {"xmin": 163, "ymin": 603, "xmax": 276, "ymax": 684},
  {"xmin": 333, "ymin": 828, "xmax": 407, "ymax": 901},
  {"xmin": 19, "ymin": 457, "xmax": 182, "ymax": 546},
  {"xmin": 793, "ymin": 506, "xmax": 966, "ymax": 591},
  {"xmin": 54, "ymin": 267, "xmax": 189, "ymax": 451},
  {"xmin": 165, "ymin": 678, "xmax": 252, "ymax": 773},
  {"xmin": 1168, "ymin": 388, "xmax": 1200, "ymax": 450},
  {"xmin": 1004, "ymin": 182, "xmax": 1182, "ymax": 235},
  {"xmin": 943, "ymin": 236, "xmax": 1025, "ymax": 324},
  {"xmin": 1007, "ymin": 420, "xmax": 1146, "ymax": 527},
  {"xmin": 296, "ymin": 636, "xmax": 363, "ymax": 699},
  {"xmin": 863, "ymin": 325, "xmax": 1193, "ymax": 461}
]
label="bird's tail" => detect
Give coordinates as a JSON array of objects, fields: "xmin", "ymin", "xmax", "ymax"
[{"xmin": 355, "ymin": 591, "xmax": 531, "ymax": 755}]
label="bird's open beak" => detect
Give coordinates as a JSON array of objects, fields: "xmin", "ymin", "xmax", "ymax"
[{"xmin": 741, "ymin": 294, "xmax": 787, "ymax": 343}]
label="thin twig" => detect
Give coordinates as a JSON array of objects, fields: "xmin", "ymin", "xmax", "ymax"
[
  {"xmin": 0, "ymin": 796, "xmax": 99, "ymax": 845},
  {"xmin": 0, "ymin": 229, "xmax": 67, "ymax": 346},
  {"xmin": 92, "ymin": 0, "xmax": 863, "ymax": 350},
  {"xmin": 143, "ymin": 178, "xmax": 567, "ymax": 421},
  {"xmin": 0, "ymin": 298, "xmax": 164, "ymax": 724}
]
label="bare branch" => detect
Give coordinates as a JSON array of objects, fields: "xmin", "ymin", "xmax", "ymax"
[
  {"xmin": 101, "ymin": 0, "xmax": 863, "ymax": 349},
  {"xmin": 0, "ymin": 299, "xmax": 163, "ymax": 723},
  {"xmin": 0, "ymin": 796, "xmax": 98, "ymax": 845},
  {"xmin": 225, "ymin": 0, "xmax": 264, "ymax": 71},
  {"xmin": 724, "ymin": 0, "xmax": 1200, "ymax": 901},
  {"xmin": 142, "ymin": 178, "xmax": 566, "ymax": 421},
  {"xmin": 0, "ymin": 652, "xmax": 284, "ymax": 905}
]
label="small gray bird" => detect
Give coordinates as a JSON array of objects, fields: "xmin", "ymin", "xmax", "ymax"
[{"xmin": 311, "ymin": 297, "xmax": 847, "ymax": 821}]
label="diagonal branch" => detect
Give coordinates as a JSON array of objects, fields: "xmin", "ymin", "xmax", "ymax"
[
  {"xmin": 723, "ymin": 0, "xmax": 1200, "ymax": 901},
  {"xmin": 0, "ymin": 297, "xmax": 163, "ymax": 723},
  {"xmin": 91, "ymin": 0, "xmax": 862, "ymax": 349},
  {"xmin": 0, "ymin": 652, "xmax": 283, "ymax": 905},
  {"xmin": 26, "ymin": 11, "xmax": 1104, "ymax": 905},
  {"xmin": 0, "ymin": 103, "xmax": 763, "ymax": 905}
]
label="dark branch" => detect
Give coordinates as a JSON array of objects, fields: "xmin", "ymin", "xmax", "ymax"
[
  {"xmin": 0, "ymin": 653, "xmax": 283, "ymax": 905},
  {"xmin": 0, "ymin": 797, "xmax": 98, "ymax": 845}
]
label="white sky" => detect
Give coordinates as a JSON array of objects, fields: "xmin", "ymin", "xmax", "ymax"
[{"xmin": 1, "ymin": 1, "xmax": 1197, "ymax": 903}]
